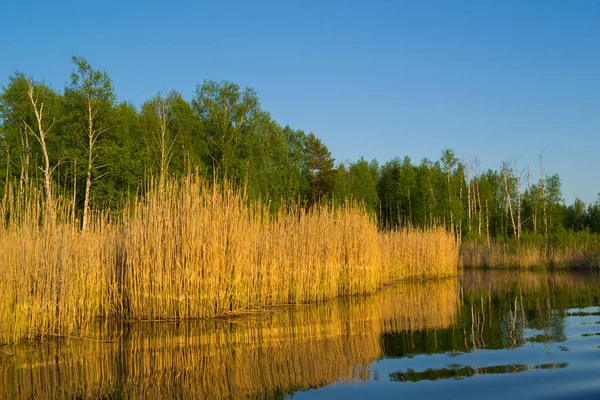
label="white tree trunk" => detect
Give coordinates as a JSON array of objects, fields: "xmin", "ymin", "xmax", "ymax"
[
  {"xmin": 539, "ymin": 155, "xmax": 548, "ymax": 237},
  {"xmin": 25, "ymin": 81, "xmax": 54, "ymax": 223},
  {"xmin": 82, "ymin": 101, "xmax": 95, "ymax": 231}
]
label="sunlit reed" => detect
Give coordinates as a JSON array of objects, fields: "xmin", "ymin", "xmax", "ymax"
[
  {"xmin": 0, "ymin": 174, "xmax": 458, "ymax": 343},
  {"xmin": 460, "ymin": 269, "xmax": 600, "ymax": 298},
  {"xmin": 0, "ymin": 279, "xmax": 458, "ymax": 399},
  {"xmin": 460, "ymin": 239, "xmax": 600, "ymax": 269}
]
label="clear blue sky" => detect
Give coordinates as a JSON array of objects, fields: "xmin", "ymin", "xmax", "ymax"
[{"xmin": 1, "ymin": 1, "xmax": 598, "ymax": 205}]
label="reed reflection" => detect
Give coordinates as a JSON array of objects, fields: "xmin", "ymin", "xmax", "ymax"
[
  {"xmin": 383, "ymin": 270, "xmax": 600, "ymax": 358},
  {"xmin": 1, "ymin": 278, "xmax": 458, "ymax": 399},
  {"xmin": 4, "ymin": 271, "xmax": 598, "ymax": 398}
]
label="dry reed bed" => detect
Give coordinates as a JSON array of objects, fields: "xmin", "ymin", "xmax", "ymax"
[
  {"xmin": 0, "ymin": 278, "xmax": 458, "ymax": 399},
  {"xmin": 0, "ymin": 185, "xmax": 120, "ymax": 344},
  {"xmin": 460, "ymin": 240, "xmax": 600, "ymax": 269},
  {"xmin": 460, "ymin": 269, "xmax": 600, "ymax": 298},
  {"xmin": 0, "ymin": 175, "xmax": 458, "ymax": 343}
]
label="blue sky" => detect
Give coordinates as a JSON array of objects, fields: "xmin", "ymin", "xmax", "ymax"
[{"xmin": 1, "ymin": 1, "xmax": 598, "ymax": 204}]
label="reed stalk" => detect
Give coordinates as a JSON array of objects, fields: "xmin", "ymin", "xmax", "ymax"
[
  {"xmin": 460, "ymin": 237, "xmax": 600, "ymax": 269},
  {"xmin": 0, "ymin": 174, "xmax": 458, "ymax": 343},
  {"xmin": 0, "ymin": 279, "xmax": 458, "ymax": 399}
]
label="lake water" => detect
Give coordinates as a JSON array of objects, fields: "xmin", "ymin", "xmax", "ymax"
[{"xmin": 1, "ymin": 270, "xmax": 599, "ymax": 399}]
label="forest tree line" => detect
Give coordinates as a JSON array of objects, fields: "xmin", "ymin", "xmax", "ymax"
[{"xmin": 0, "ymin": 56, "xmax": 598, "ymax": 240}]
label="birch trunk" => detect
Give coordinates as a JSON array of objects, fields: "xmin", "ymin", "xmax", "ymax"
[
  {"xmin": 466, "ymin": 150, "xmax": 472, "ymax": 234},
  {"xmin": 25, "ymin": 81, "xmax": 54, "ymax": 223},
  {"xmin": 503, "ymin": 167, "xmax": 516, "ymax": 238},
  {"xmin": 82, "ymin": 100, "xmax": 95, "ymax": 231},
  {"xmin": 539, "ymin": 155, "xmax": 548, "ymax": 237},
  {"xmin": 514, "ymin": 160, "xmax": 521, "ymax": 241}
]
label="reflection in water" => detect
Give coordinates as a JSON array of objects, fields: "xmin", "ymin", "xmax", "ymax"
[
  {"xmin": 383, "ymin": 271, "xmax": 600, "ymax": 359},
  {"xmin": 1, "ymin": 271, "xmax": 599, "ymax": 399},
  {"xmin": 1, "ymin": 279, "xmax": 458, "ymax": 399},
  {"xmin": 390, "ymin": 362, "xmax": 570, "ymax": 382}
]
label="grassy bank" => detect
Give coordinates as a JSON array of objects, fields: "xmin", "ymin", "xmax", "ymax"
[
  {"xmin": 460, "ymin": 232, "xmax": 600, "ymax": 269},
  {"xmin": 0, "ymin": 175, "xmax": 458, "ymax": 344}
]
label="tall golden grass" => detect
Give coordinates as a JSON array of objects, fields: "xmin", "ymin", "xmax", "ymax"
[
  {"xmin": 0, "ymin": 174, "xmax": 458, "ymax": 343},
  {"xmin": 0, "ymin": 278, "xmax": 458, "ymax": 399},
  {"xmin": 460, "ymin": 269, "xmax": 600, "ymax": 298},
  {"xmin": 460, "ymin": 239, "xmax": 600, "ymax": 269},
  {"xmin": 0, "ymin": 183, "xmax": 120, "ymax": 344}
]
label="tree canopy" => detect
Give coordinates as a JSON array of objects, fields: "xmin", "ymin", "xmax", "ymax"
[{"xmin": 1, "ymin": 56, "xmax": 598, "ymax": 239}]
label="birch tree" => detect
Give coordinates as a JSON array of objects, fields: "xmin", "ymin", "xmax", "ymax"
[
  {"xmin": 441, "ymin": 149, "xmax": 458, "ymax": 231},
  {"xmin": 68, "ymin": 56, "xmax": 114, "ymax": 230},
  {"xmin": 0, "ymin": 73, "xmax": 58, "ymax": 198},
  {"xmin": 465, "ymin": 149, "xmax": 472, "ymax": 234},
  {"xmin": 539, "ymin": 154, "xmax": 548, "ymax": 237},
  {"xmin": 142, "ymin": 93, "xmax": 177, "ymax": 190},
  {"xmin": 514, "ymin": 158, "xmax": 521, "ymax": 240},
  {"xmin": 23, "ymin": 79, "xmax": 57, "ymax": 221},
  {"xmin": 526, "ymin": 166, "xmax": 537, "ymax": 233},
  {"xmin": 192, "ymin": 80, "xmax": 259, "ymax": 183},
  {"xmin": 502, "ymin": 163, "xmax": 517, "ymax": 238}
]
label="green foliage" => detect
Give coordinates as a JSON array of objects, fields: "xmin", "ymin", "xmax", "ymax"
[
  {"xmin": 0, "ymin": 73, "xmax": 62, "ymax": 188},
  {"xmin": 192, "ymin": 80, "xmax": 260, "ymax": 183},
  {"xmin": 332, "ymin": 163, "xmax": 349, "ymax": 203},
  {"xmin": 348, "ymin": 158, "xmax": 379, "ymax": 211},
  {"xmin": 98, "ymin": 101, "xmax": 145, "ymax": 208},
  {"xmin": 333, "ymin": 158, "xmax": 379, "ymax": 212},
  {"xmin": 305, "ymin": 132, "xmax": 334, "ymax": 203},
  {"xmin": 377, "ymin": 157, "xmax": 416, "ymax": 228},
  {"xmin": 1, "ymin": 56, "xmax": 598, "ymax": 248}
]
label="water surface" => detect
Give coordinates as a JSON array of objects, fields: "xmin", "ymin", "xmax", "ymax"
[{"xmin": 1, "ymin": 270, "xmax": 599, "ymax": 399}]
